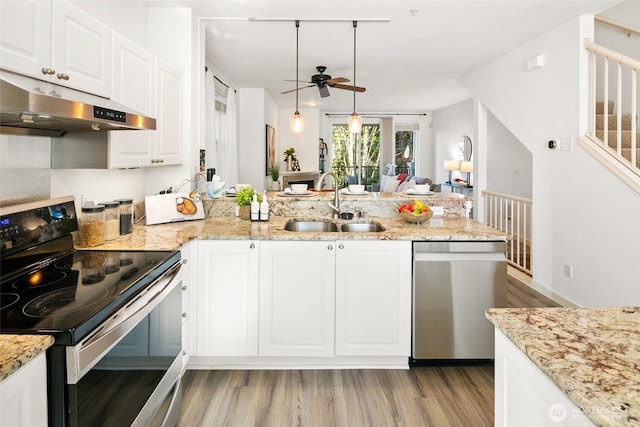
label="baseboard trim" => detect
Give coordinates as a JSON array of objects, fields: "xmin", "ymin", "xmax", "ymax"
[{"xmin": 187, "ymin": 355, "xmax": 410, "ymax": 370}]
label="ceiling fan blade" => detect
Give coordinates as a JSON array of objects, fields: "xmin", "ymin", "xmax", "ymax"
[
  {"xmin": 331, "ymin": 83, "xmax": 367, "ymax": 93},
  {"xmin": 325, "ymin": 77, "xmax": 349, "ymax": 85},
  {"xmin": 281, "ymin": 84, "xmax": 314, "ymax": 95},
  {"xmin": 284, "ymin": 79, "xmax": 313, "ymax": 83},
  {"xmin": 318, "ymin": 85, "xmax": 330, "ymax": 98}
]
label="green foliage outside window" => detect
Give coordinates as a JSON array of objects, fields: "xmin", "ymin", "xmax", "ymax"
[{"xmin": 330, "ymin": 124, "xmax": 381, "ymax": 189}]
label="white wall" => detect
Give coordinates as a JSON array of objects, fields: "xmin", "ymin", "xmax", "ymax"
[
  {"xmin": 237, "ymin": 88, "xmax": 266, "ymax": 190},
  {"xmin": 277, "ymin": 108, "xmax": 320, "ymax": 173},
  {"xmin": 462, "ymin": 16, "xmax": 640, "ymax": 306},
  {"xmin": 431, "ymin": 99, "xmax": 474, "ymax": 185}
]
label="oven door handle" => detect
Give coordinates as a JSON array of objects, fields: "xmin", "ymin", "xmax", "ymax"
[{"xmin": 66, "ymin": 261, "xmax": 182, "ymax": 384}]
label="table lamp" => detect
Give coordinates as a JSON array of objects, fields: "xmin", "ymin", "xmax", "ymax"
[
  {"xmin": 460, "ymin": 161, "xmax": 473, "ymax": 186},
  {"xmin": 444, "ymin": 160, "xmax": 460, "ymax": 184}
]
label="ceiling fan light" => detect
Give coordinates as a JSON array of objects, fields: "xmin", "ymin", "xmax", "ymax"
[
  {"xmin": 347, "ymin": 112, "xmax": 362, "ymax": 134},
  {"xmin": 290, "ymin": 111, "xmax": 305, "ymax": 133}
]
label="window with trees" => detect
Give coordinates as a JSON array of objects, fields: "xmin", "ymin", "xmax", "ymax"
[
  {"xmin": 331, "ymin": 123, "xmax": 380, "ymax": 189},
  {"xmin": 394, "ymin": 123, "xmax": 418, "ymax": 175}
]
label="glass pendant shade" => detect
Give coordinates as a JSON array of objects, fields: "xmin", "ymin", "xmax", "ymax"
[
  {"xmin": 347, "ymin": 112, "xmax": 362, "ymax": 134},
  {"xmin": 290, "ymin": 111, "xmax": 304, "ymax": 133}
]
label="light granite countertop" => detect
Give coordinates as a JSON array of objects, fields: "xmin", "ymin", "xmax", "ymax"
[
  {"xmin": 94, "ymin": 215, "xmax": 509, "ymax": 251},
  {"xmin": 0, "ymin": 335, "xmax": 54, "ymax": 382},
  {"xmin": 486, "ymin": 307, "xmax": 640, "ymax": 426}
]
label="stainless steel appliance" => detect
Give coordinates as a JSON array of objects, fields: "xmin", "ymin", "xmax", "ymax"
[
  {"xmin": 0, "ymin": 70, "xmax": 156, "ymax": 137},
  {"xmin": 412, "ymin": 241, "xmax": 507, "ymax": 361},
  {"xmin": 0, "ymin": 196, "xmax": 183, "ymax": 426}
]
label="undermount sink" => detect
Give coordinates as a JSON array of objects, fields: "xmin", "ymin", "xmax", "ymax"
[
  {"xmin": 283, "ymin": 219, "xmax": 385, "ymax": 233},
  {"xmin": 340, "ymin": 222, "xmax": 386, "ymax": 233},
  {"xmin": 284, "ymin": 220, "xmax": 339, "ymax": 232}
]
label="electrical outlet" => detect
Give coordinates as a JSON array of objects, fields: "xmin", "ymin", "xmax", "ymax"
[
  {"xmin": 563, "ymin": 264, "xmax": 573, "ymax": 279},
  {"xmin": 431, "ymin": 206, "xmax": 444, "ymax": 216}
]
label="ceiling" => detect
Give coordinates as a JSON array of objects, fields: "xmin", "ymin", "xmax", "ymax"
[{"xmin": 185, "ymin": 0, "xmax": 620, "ymax": 114}]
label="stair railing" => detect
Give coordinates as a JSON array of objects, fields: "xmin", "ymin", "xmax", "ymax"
[
  {"xmin": 482, "ymin": 190, "xmax": 532, "ymax": 275},
  {"xmin": 583, "ymin": 38, "xmax": 639, "ymax": 177}
]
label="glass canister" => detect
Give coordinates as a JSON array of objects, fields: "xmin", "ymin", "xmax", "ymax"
[
  {"xmin": 79, "ymin": 205, "xmax": 106, "ymax": 247},
  {"xmin": 101, "ymin": 201, "xmax": 120, "ymax": 241},
  {"xmin": 115, "ymin": 199, "xmax": 134, "ymax": 235}
]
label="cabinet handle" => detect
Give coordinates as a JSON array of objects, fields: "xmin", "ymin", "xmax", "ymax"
[
  {"xmin": 41, "ymin": 67, "xmax": 55, "ymax": 75},
  {"xmin": 327, "ymin": 245, "xmax": 333, "ymax": 250},
  {"xmin": 182, "ymin": 312, "xmax": 187, "ymax": 318},
  {"xmin": 182, "ymin": 350, "xmax": 187, "ymax": 356},
  {"xmin": 181, "ymin": 285, "xmax": 187, "ymax": 291},
  {"xmin": 249, "ymin": 243, "xmax": 255, "ymax": 249},
  {"xmin": 182, "ymin": 258, "xmax": 188, "ymax": 265},
  {"xmin": 56, "ymin": 73, "xmax": 70, "ymax": 81},
  {"xmin": 157, "ymin": 159, "xmax": 164, "ymax": 163},
  {"xmin": 338, "ymin": 244, "xmax": 344, "ymax": 250}
]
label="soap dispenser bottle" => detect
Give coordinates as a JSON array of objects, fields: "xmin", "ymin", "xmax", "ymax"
[
  {"xmin": 260, "ymin": 191, "xmax": 269, "ymax": 221},
  {"xmin": 250, "ymin": 193, "xmax": 260, "ymax": 221}
]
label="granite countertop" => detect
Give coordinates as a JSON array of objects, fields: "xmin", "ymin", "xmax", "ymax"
[
  {"xmin": 0, "ymin": 335, "xmax": 54, "ymax": 382},
  {"xmin": 486, "ymin": 307, "xmax": 640, "ymax": 426},
  {"xmin": 94, "ymin": 215, "xmax": 508, "ymax": 251}
]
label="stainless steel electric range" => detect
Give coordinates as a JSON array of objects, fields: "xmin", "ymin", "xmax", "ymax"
[{"xmin": 0, "ymin": 196, "xmax": 184, "ymax": 427}]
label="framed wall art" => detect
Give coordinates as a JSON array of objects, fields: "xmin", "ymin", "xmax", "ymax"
[{"xmin": 266, "ymin": 124, "xmax": 276, "ymax": 174}]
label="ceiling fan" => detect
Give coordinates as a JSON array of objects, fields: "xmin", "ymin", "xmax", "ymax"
[{"xmin": 282, "ymin": 66, "xmax": 366, "ymax": 98}]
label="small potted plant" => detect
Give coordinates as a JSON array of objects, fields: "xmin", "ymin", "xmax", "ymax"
[
  {"xmin": 270, "ymin": 162, "xmax": 280, "ymax": 191},
  {"xmin": 235, "ymin": 186, "xmax": 261, "ymax": 219},
  {"xmin": 283, "ymin": 147, "xmax": 297, "ymax": 171}
]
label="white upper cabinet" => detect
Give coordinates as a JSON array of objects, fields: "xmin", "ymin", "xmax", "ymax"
[
  {"xmin": 153, "ymin": 60, "xmax": 182, "ymax": 166},
  {"xmin": 0, "ymin": 0, "xmax": 112, "ymax": 97}
]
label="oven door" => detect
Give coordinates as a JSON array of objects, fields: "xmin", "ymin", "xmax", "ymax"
[{"xmin": 64, "ymin": 261, "xmax": 183, "ymax": 427}]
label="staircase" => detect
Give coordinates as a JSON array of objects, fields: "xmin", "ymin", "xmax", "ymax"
[{"xmin": 595, "ymin": 100, "xmax": 640, "ymax": 169}]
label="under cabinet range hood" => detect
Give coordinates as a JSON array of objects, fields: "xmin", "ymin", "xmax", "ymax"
[{"xmin": 0, "ymin": 71, "xmax": 156, "ymax": 137}]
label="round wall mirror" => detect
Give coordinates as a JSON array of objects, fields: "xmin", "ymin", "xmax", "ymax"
[{"xmin": 458, "ymin": 136, "xmax": 472, "ymax": 161}]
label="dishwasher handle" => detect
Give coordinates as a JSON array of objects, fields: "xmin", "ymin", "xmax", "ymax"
[{"xmin": 413, "ymin": 241, "xmax": 507, "ymax": 254}]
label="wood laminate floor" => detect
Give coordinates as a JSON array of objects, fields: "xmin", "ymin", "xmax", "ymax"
[{"xmin": 178, "ymin": 272, "xmax": 555, "ymax": 427}]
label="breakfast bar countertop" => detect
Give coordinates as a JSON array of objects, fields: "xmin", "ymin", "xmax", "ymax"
[
  {"xmin": 486, "ymin": 306, "xmax": 640, "ymax": 427},
  {"xmin": 0, "ymin": 334, "xmax": 54, "ymax": 381},
  {"xmin": 95, "ymin": 215, "xmax": 509, "ymax": 251}
]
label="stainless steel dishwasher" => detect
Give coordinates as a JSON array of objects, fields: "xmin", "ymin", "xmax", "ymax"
[{"xmin": 412, "ymin": 241, "xmax": 507, "ymax": 361}]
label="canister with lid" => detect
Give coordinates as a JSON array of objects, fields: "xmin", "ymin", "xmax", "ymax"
[
  {"xmin": 100, "ymin": 201, "xmax": 120, "ymax": 240},
  {"xmin": 79, "ymin": 205, "xmax": 106, "ymax": 247},
  {"xmin": 115, "ymin": 199, "xmax": 134, "ymax": 235}
]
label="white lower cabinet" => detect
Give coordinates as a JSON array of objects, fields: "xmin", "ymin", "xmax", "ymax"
[
  {"xmin": 494, "ymin": 329, "xmax": 593, "ymax": 427},
  {"xmin": 191, "ymin": 239, "xmax": 411, "ymax": 365},
  {"xmin": 335, "ymin": 240, "xmax": 411, "ymax": 356},
  {"xmin": 195, "ymin": 240, "xmax": 259, "ymax": 356},
  {"xmin": 0, "ymin": 352, "xmax": 48, "ymax": 427},
  {"xmin": 259, "ymin": 241, "xmax": 336, "ymax": 357}
]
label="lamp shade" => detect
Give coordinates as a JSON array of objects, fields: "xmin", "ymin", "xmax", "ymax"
[
  {"xmin": 290, "ymin": 111, "xmax": 304, "ymax": 133},
  {"xmin": 347, "ymin": 112, "xmax": 362, "ymax": 134},
  {"xmin": 444, "ymin": 160, "xmax": 461, "ymax": 171},
  {"xmin": 460, "ymin": 161, "xmax": 473, "ymax": 173}
]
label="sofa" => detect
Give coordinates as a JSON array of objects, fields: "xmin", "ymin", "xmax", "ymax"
[{"xmin": 370, "ymin": 174, "xmax": 439, "ymax": 192}]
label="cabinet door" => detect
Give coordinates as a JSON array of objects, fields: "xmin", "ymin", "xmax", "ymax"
[
  {"xmin": 154, "ymin": 61, "xmax": 182, "ymax": 166},
  {"xmin": 195, "ymin": 240, "xmax": 259, "ymax": 356},
  {"xmin": 108, "ymin": 34, "xmax": 156, "ymax": 168},
  {"xmin": 335, "ymin": 240, "xmax": 411, "ymax": 356},
  {"xmin": 0, "ymin": 352, "xmax": 48, "ymax": 427},
  {"xmin": 259, "ymin": 241, "xmax": 335, "ymax": 357},
  {"xmin": 0, "ymin": 0, "xmax": 51, "ymax": 80},
  {"xmin": 51, "ymin": 1, "xmax": 112, "ymax": 97}
]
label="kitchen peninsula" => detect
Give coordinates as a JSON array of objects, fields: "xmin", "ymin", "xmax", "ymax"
[{"xmin": 487, "ymin": 307, "xmax": 640, "ymax": 426}]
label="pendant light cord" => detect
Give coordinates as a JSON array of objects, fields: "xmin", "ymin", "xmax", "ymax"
[
  {"xmin": 295, "ymin": 20, "xmax": 300, "ymax": 114},
  {"xmin": 352, "ymin": 20, "xmax": 357, "ymax": 114}
]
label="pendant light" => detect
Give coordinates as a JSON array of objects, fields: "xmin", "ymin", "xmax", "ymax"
[
  {"xmin": 290, "ymin": 20, "xmax": 304, "ymax": 133},
  {"xmin": 347, "ymin": 20, "xmax": 362, "ymax": 134}
]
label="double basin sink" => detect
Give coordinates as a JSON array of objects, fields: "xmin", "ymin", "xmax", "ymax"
[{"xmin": 284, "ymin": 219, "xmax": 386, "ymax": 233}]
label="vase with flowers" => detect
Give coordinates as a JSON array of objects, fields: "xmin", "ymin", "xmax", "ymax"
[{"xmin": 270, "ymin": 162, "xmax": 280, "ymax": 191}]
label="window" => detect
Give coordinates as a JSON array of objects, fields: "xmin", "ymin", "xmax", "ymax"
[
  {"xmin": 394, "ymin": 123, "xmax": 418, "ymax": 175},
  {"xmin": 331, "ymin": 123, "xmax": 380, "ymax": 188}
]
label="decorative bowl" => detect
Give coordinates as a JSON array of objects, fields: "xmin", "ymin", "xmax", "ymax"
[{"xmin": 400, "ymin": 210, "xmax": 433, "ymax": 224}]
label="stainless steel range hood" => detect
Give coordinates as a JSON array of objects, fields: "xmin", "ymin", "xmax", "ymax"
[{"xmin": 0, "ymin": 71, "xmax": 156, "ymax": 137}]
